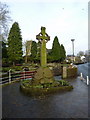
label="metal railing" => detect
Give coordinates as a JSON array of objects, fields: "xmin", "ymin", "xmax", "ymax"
[{"xmin": 0, "ymin": 70, "xmax": 36, "ymax": 85}]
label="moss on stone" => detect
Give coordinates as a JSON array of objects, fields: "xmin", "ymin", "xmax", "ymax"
[
  {"xmin": 20, "ymin": 82, "xmax": 73, "ymax": 96},
  {"xmin": 20, "ymin": 79, "xmax": 73, "ymax": 97},
  {"xmin": 67, "ymin": 67, "xmax": 77, "ymax": 78},
  {"xmin": 33, "ymin": 67, "xmax": 54, "ymax": 84},
  {"xmin": 43, "ymin": 67, "xmax": 53, "ymax": 78}
]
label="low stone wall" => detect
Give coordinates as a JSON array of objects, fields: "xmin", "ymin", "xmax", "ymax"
[
  {"xmin": 20, "ymin": 83, "xmax": 73, "ymax": 96},
  {"xmin": 52, "ymin": 66, "xmax": 63, "ymax": 76},
  {"xmin": 67, "ymin": 67, "xmax": 77, "ymax": 78},
  {"xmin": 63, "ymin": 66, "xmax": 77, "ymax": 78}
]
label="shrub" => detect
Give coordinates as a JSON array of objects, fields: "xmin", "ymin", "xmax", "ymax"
[
  {"xmin": 11, "ymin": 66, "xmax": 23, "ymax": 71},
  {"xmin": 58, "ymin": 80, "xmax": 69, "ymax": 86},
  {"xmin": 2, "ymin": 67, "xmax": 11, "ymax": 72},
  {"xmin": 2, "ymin": 58, "xmax": 9, "ymax": 67},
  {"xmin": 2, "ymin": 66, "xmax": 23, "ymax": 72},
  {"xmin": 22, "ymin": 80, "xmax": 30, "ymax": 83}
]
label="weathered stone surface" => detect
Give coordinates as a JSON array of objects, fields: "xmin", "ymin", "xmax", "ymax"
[
  {"xmin": 20, "ymin": 82, "xmax": 73, "ymax": 96},
  {"xmin": 63, "ymin": 67, "xmax": 67, "ymax": 79},
  {"xmin": 33, "ymin": 67, "xmax": 54, "ymax": 84},
  {"xmin": 40, "ymin": 78, "xmax": 54, "ymax": 84},
  {"xmin": 43, "ymin": 67, "xmax": 53, "ymax": 78},
  {"xmin": 52, "ymin": 66, "xmax": 63, "ymax": 76},
  {"xmin": 36, "ymin": 27, "xmax": 50, "ymax": 67},
  {"xmin": 34, "ymin": 67, "xmax": 43, "ymax": 80}
]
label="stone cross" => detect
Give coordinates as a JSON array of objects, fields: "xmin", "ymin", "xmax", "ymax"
[{"xmin": 36, "ymin": 27, "xmax": 50, "ymax": 67}]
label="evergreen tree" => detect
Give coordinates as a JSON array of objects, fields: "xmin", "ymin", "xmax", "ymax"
[
  {"xmin": 30, "ymin": 41, "xmax": 37, "ymax": 62},
  {"xmin": 51, "ymin": 36, "xmax": 61, "ymax": 62},
  {"xmin": 47, "ymin": 49, "xmax": 52, "ymax": 63},
  {"xmin": 8, "ymin": 22, "xmax": 23, "ymax": 65},
  {"xmin": 2, "ymin": 41, "xmax": 8, "ymax": 58},
  {"xmin": 60, "ymin": 44, "xmax": 66, "ymax": 61},
  {"xmin": 2, "ymin": 41, "xmax": 8, "ymax": 66},
  {"xmin": 36, "ymin": 41, "xmax": 41, "ymax": 63}
]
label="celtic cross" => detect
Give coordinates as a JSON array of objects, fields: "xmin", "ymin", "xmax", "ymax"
[{"xmin": 36, "ymin": 27, "xmax": 50, "ymax": 67}]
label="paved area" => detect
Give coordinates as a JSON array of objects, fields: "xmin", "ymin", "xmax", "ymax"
[{"xmin": 2, "ymin": 76, "xmax": 88, "ymax": 118}]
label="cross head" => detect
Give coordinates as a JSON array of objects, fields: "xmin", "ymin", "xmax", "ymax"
[{"xmin": 36, "ymin": 27, "xmax": 50, "ymax": 42}]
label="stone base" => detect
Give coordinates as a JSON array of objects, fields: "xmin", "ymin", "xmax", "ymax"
[
  {"xmin": 32, "ymin": 67, "xmax": 54, "ymax": 85},
  {"xmin": 20, "ymin": 83, "xmax": 73, "ymax": 97}
]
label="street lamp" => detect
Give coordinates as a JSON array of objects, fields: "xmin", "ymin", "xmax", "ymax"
[{"xmin": 71, "ymin": 39, "xmax": 75, "ymax": 63}]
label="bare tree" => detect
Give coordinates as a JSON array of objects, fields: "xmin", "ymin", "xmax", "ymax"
[
  {"xmin": 23, "ymin": 40, "xmax": 32, "ymax": 63},
  {"xmin": 0, "ymin": 2, "xmax": 11, "ymax": 41}
]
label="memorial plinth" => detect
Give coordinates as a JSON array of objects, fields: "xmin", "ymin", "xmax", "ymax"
[
  {"xmin": 20, "ymin": 27, "xmax": 73, "ymax": 96},
  {"xmin": 32, "ymin": 27, "xmax": 54, "ymax": 85}
]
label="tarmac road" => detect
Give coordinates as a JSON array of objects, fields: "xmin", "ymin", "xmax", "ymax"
[
  {"xmin": 77, "ymin": 62, "xmax": 89, "ymax": 79},
  {"xmin": 2, "ymin": 64, "xmax": 89, "ymax": 118}
]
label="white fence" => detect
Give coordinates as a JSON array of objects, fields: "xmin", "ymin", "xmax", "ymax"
[{"xmin": 0, "ymin": 70, "xmax": 36, "ymax": 85}]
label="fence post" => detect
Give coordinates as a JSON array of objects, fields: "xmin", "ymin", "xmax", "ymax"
[
  {"xmin": 80, "ymin": 73, "xmax": 83, "ymax": 80},
  {"xmin": 63, "ymin": 67, "xmax": 67, "ymax": 79},
  {"xmin": 87, "ymin": 76, "xmax": 89, "ymax": 85},
  {"xmin": 9, "ymin": 69, "xmax": 11, "ymax": 83},
  {"xmin": 23, "ymin": 68, "xmax": 25, "ymax": 80}
]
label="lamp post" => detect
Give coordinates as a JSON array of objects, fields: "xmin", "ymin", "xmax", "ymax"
[{"xmin": 71, "ymin": 39, "xmax": 75, "ymax": 63}]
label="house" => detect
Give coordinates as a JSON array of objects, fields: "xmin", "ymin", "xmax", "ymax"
[
  {"xmin": 80, "ymin": 56, "xmax": 86, "ymax": 62},
  {"xmin": 66, "ymin": 55, "xmax": 76, "ymax": 62}
]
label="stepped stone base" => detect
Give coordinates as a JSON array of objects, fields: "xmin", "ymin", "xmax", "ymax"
[{"xmin": 32, "ymin": 67, "xmax": 54, "ymax": 85}]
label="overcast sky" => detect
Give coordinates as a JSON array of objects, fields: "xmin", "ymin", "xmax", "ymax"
[{"xmin": 1, "ymin": 0, "xmax": 89, "ymax": 55}]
